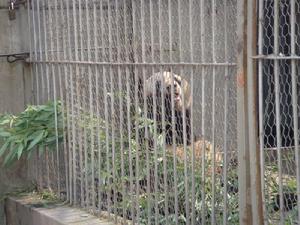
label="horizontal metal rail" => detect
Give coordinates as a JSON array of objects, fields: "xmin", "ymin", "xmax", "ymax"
[
  {"xmin": 252, "ymin": 54, "xmax": 300, "ymax": 60},
  {"xmin": 30, "ymin": 60, "xmax": 236, "ymax": 67}
]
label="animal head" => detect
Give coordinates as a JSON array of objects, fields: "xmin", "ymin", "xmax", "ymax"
[{"xmin": 145, "ymin": 71, "xmax": 191, "ymax": 110}]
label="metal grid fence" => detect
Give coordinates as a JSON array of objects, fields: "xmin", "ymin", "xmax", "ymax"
[{"xmin": 25, "ymin": 0, "xmax": 300, "ymax": 224}]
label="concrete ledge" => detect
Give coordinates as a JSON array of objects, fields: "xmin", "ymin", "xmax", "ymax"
[{"xmin": 5, "ymin": 194, "xmax": 114, "ymax": 225}]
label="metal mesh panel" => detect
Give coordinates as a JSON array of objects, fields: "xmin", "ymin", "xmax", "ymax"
[
  {"xmin": 28, "ymin": 0, "xmax": 238, "ymax": 224},
  {"xmin": 257, "ymin": 0, "xmax": 300, "ymax": 224}
]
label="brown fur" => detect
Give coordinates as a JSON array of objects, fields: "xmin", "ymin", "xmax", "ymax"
[{"xmin": 166, "ymin": 139, "xmax": 224, "ymax": 174}]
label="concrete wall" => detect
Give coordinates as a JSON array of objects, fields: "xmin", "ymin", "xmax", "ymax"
[
  {"xmin": 5, "ymin": 195, "xmax": 114, "ymax": 225},
  {"xmin": 0, "ymin": 1, "xmax": 33, "ymax": 224}
]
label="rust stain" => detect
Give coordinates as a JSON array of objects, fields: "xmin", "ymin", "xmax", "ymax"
[{"xmin": 237, "ymin": 73, "xmax": 245, "ymax": 87}]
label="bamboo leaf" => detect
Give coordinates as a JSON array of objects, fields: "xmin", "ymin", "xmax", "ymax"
[
  {"xmin": 3, "ymin": 145, "xmax": 17, "ymax": 166},
  {"xmin": 27, "ymin": 130, "xmax": 45, "ymax": 150},
  {"xmin": 0, "ymin": 100, "xmax": 63, "ymax": 167},
  {"xmin": 17, "ymin": 143, "xmax": 24, "ymax": 160},
  {"xmin": 0, "ymin": 140, "xmax": 10, "ymax": 157},
  {"xmin": 0, "ymin": 130, "xmax": 11, "ymax": 137}
]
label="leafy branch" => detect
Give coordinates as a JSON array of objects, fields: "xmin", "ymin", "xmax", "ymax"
[{"xmin": 0, "ymin": 101, "xmax": 63, "ymax": 167}]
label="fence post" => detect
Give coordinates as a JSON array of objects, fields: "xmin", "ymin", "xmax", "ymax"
[
  {"xmin": 236, "ymin": 0, "xmax": 264, "ymax": 224},
  {"xmin": 246, "ymin": 0, "xmax": 264, "ymax": 224},
  {"xmin": 236, "ymin": 0, "xmax": 252, "ymax": 223}
]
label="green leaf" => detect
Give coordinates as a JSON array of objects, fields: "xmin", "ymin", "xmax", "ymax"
[
  {"xmin": 0, "ymin": 118, "xmax": 11, "ymax": 125},
  {"xmin": 35, "ymin": 112, "xmax": 53, "ymax": 121},
  {"xmin": 17, "ymin": 143, "xmax": 24, "ymax": 160},
  {"xmin": 0, "ymin": 140, "xmax": 10, "ymax": 157},
  {"xmin": 27, "ymin": 130, "xmax": 44, "ymax": 141},
  {"xmin": 0, "ymin": 130, "xmax": 11, "ymax": 137},
  {"xmin": 44, "ymin": 136, "xmax": 57, "ymax": 143},
  {"xmin": 27, "ymin": 130, "xmax": 45, "ymax": 150},
  {"xmin": 3, "ymin": 145, "xmax": 17, "ymax": 166}
]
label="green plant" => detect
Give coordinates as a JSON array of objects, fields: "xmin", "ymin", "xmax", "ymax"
[
  {"xmin": 0, "ymin": 101, "xmax": 63, "ymax": 167},
  {"xmin": 78, "ymin": 104, "xmax": 240, "ymax": 225}
]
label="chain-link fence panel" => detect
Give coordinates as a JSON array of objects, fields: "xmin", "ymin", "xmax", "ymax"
[{"xmin": 256, "ymin": 0, "xmax": 300, "ymax": 224}]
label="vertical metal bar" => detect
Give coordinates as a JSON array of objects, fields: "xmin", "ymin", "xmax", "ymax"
[
  {"xmin": 65, "ymin": 0, "xmax": 73, "ymax": 203},
  {"xmin": 77, "ymin": 0, "xmax": 87, "ymax": 208},
  {"xmin": 94, "ymin": 1, "xmax": 104, "ymax": 215},
  {"xmin": 110, "ymin": 69, "xmax": 117, "ymax": 221},
  {"xmin": 99, "ymin": 0, "xmax": 111, "ymax": 215},
  {"xmin": 211, "ymin": 1, "xmax": 216, "ymax": 224},
  {"xmin": 106, "ymin": 0, "xmax": 116, "ymax": 217},
  {"xmin": 83, "ymin": 116, "xmax": 88, "ymax": 207},
  {"xmin": 117, "ymin": 67, "xmax": 126, "ymax": 222},
  {"xmin": 140, "ymin": 1, "xmax": 151, "ymax": 223},
  {"xmin": 152, "ymin": 64, "xmax": 158, "ymax": 225},
  {"xmin": 48, "ymin": 0, "xmax": 57, "ymax": 195},
  {"xmin": 27, "ymin": 0, "xmax": 35, "ymax": 105},
  {"xmin": 122, "ymin": 0, "xmax": 134, "ymax": 222},
  {"xmin": 27, "ymin": 0, "xmax": 35, "ymax": 181},
  {"xmin": 59, "ymin": 0, "xmax": 70, "ymax": 202},
  {"xmin": 85, "ymin": 0, "xmax": 95, "ymax": 211},
  {"xmin": 51, "ymin": 0, "xmax": 61, "ymax": 196},
  {"xmin": 42, "ymin": 0, "xmax": 50, "ymax": 102},
  {"xmin": 93, "ymin": 0, "xmax": 102, "ymax": 214},
  {"xmin": 81, "ymin": 0, "xmax": 92, "ymax": 212},
  {"xmin": 107, "ymin": 0, "xmax": 117, "ymax": 219},
  {"xmin": 27, "ymin": 0, "xmax": 33, "ymax": 63},
  {"xmin": 115, "ymin": 0, "xmax": 125, "ymax": 219},
  {"xmin": 71, "ymin": 0, "xmax": 79, "ymax": 205},
  {"xmin": 104, "ymin": 67, "xmax": 111, "ymax": 215},
  {"xmin": 273, "ymin": 0, "xmax": 284, "ymax": 223},
  {"xmin": 177, "ymin": 1, "xmax": 190, "ymax": 224},
  {"xmin": 222, "ymin": 1, "xmax": 229, "ymax": 224},
  {"xmin": 188, "ymin": 1, "xmax": 195, "ymax": 224},
  {"xmin": 131, "ymin": 0, "xmax": 140, "ymax": 223},
  {"xmin": 167, "ymin": 1, "xmax": 178, "ymax": 223},
  {"xmin": 290, "ymin": 0, "xmax": 300, "ymax": 223},
  {"xmin": 93, "ymin": 2, "xmax": 102, "ymax": 214},
  {"xmin": 32, "ymin": 2, "xmax": 39, "ymax": 106},
  {"xmin": 48, "ymin": 0, "xmax": 54, "ymax": 162},
  {"xmin": 41, "ymin": 0, "xmax": 51, "ymax": 190},
  {"xmin": 148, "ymin": 1, "xmax": 158, "ymax": 224},
  {"xmin": 200, "ymin": 0, "xmax": 206, "ymax": 223},
  {"xmin": 157, "ymin": 0, "xmax": 169, "ymax": 222},
  {"xmin": 36, "ymin": 0, "xmax": 44, "ymax": 191},
  {"xmin": 33, "ymin": 0, "xmax": 40, "ymax": 104},
  {"xmin": 43, "ymin": 0, "xmax": 50, "ymax": 102},
  {"xmin": 257, "ymin": 0, "xmax": 266, "ymax": 223},
  {"xmin": 54, "ymin": 0, "xmax": 61, "ymax": 196},
  {"xmin": 30, "ymin": 0, "xmax": 40, "ymax": 187},
  {"xmin": 125, "ymin": 63, "xmax": 134, "ymax": 224},
  {"xmin": 39, "ymin": 0, "xmax": 45, "ymax": 103}
]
